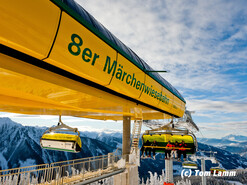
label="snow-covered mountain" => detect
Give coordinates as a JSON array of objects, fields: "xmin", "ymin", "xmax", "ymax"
[
  {"xmin": 197, "ymin": 143, "xmax": 247, "ymax": 169},
  {"xmin": 222, "ymin": 134, "xmax": 247, "ymax": 142},
  {"xmin": 0, "ymin": 118, "xmax": 116, "ymax": 170},
  {"xmin": 81, "ymin": 131, "xmax": 122, "ymax": 149},
  {"xmin": 198, "ymin": 135, "xmax": 247, "ymax": 159}
]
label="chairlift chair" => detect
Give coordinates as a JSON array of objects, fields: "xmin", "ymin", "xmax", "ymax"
[
  {"xmin": 207, "ymin": 152, "xmax": 226, "ymax": 174},
  {"xmin": 141, "ymin": 124, "xmax": 198, "ymax": 155},
  {"xmin": 40, "ymin": 116, "xmax": 82, "ymax": 153},
  {"xmin": 210, "ymin": 166, "xmax": 226, "ymax": 174},
  {"xmin": 182, "ymin": 161, "xmax": 198, "ymax": 169}
]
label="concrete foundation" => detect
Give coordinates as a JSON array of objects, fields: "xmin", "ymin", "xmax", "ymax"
[{"xmin": 113, "ymin": 165, "xmax": 139, "ymax": 185}]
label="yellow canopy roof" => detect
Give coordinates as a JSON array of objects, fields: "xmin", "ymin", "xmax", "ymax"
[{"xmin": 0, "ymin": 0, "xmax": 185, "ymax": 120}]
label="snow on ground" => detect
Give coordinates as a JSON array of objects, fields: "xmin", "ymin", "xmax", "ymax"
[
  {"xmin": 229, "ymin": 143, "xmax": 240, "ymax": 146},
  {"xmin": 228, "ymin": 180, "xmax": 243, "ymax": 185},
  {"xmin": 96, "ymin": 148, "xmax": 103, "ymax": 154},
  {"xmin": 18, "ymin": 159, "xmax": 36, "ymax": 168},
  {"xmin": 0, "ymin": 152, "xmax": 8, "ymax": 169},
  {"xmin": 117, "ymin": 158, "xmax": 125, "ymax": 169}
]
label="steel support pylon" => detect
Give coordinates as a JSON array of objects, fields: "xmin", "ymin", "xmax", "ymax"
[
  {"xmin": 201, "ymin": 158, "xmax": 206, "ymax": 185},
  {"xmin": 123, "ymin": 116, "xmax": 131, "ymax": 162},
  {"xmin": 165, "ymin": 159, "xmax": 173, "ymax": 183}
]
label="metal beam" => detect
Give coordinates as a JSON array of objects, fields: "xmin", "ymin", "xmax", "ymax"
[
  {"xmin": 145, "ymin": 70, "xmax": 170, "ymax": 73},
  {"xmin": 74, "ymin": 168, "xmax": 126, "ymax": 185}
]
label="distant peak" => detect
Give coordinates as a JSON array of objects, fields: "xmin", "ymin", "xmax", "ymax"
[
  {"xmin": 222, "ymin": 134, "xmax": 247, "ymax": 141},
  {"xmin": 0, "ymin": 117, "xmax": 22, "ymax": 126}
]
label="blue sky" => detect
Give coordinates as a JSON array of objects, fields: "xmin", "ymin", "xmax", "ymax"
[{"xmin": 1, "ymin": 0, "xmax": 247, "ymax": 138}]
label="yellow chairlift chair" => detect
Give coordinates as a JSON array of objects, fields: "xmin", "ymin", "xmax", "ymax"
[
  {"xmin": 182, "ymin": 161, "xmax": 198, "ymax": 169},
  {"xmin": 40, "ymin": 116, "xmax": 82, "ymax": 153}
]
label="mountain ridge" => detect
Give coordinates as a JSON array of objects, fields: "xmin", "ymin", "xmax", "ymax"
[
  {"xmin": 198, "ymin": 134, "xmax": 247, "ymax": 159},
  {"xmin": 0, "ymin": 117, "xmax": 116, "ymax": 170}
]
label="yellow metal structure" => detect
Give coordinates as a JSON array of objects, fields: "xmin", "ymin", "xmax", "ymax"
[
  {"xmin": 0, "ymin": 0, "xmax": 186, "ymax": 120},
  {"xmin": 0, "ymin": 0, "xmax": 60, "ymax": 59},
  {"xmin": 46, "ymin": 12, "xmax": 117, "ymax": 86}
]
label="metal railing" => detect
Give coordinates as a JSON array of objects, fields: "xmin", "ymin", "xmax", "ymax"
[
  {"xmin": 0, "ymin": 164, "xmax": 49, "ymax": 176},
  {"xmin": 60, "ymin": 154, "xmax": 122, "ymax": 184},
  {"xmin": 0, "ymin": 166, "xmax": 60, "ymax": 185},
  {"xmin": 50, "ymin": 148, "xmax": 120, "ymax": 168},
  {"xmin": 0, "ymin": 150, "xmax": 123, "ymax": 185}
]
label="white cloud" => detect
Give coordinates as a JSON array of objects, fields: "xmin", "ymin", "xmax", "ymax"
[
  {"xmin": 0, "ymin": 113, "xmax": 58, "ymax": 120},
  {"xmin": 76, "ymin": 125, "xmax": 121, "ymax": 133},
  {"xmin": 73, "ymin": 0, "xmax": 247, "ymax": 138},
  {"xmin": 187, "ymin": 99, "xmax": 247, "ymax": 113},
  {"xmin": 196, "ymin": 120, "xmax": 247, "ymax": 138},
  {"xmin": 76, "ymin": 0, "xmax": 247, "ymax": 94}
]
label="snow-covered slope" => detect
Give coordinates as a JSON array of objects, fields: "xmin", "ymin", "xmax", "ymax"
[{"xmin": 198, "ymin": 135, "xmax": 247, "ymax": 159}]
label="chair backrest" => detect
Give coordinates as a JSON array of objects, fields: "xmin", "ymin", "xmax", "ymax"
[{"xmin": 142, "ymin": 134, "xmax": 196, "ymax": 154}]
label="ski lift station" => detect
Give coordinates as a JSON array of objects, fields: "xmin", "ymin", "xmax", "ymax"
[{"xmin": 0, "ymin": 0, "xmax": 202, "ymax": 184}]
